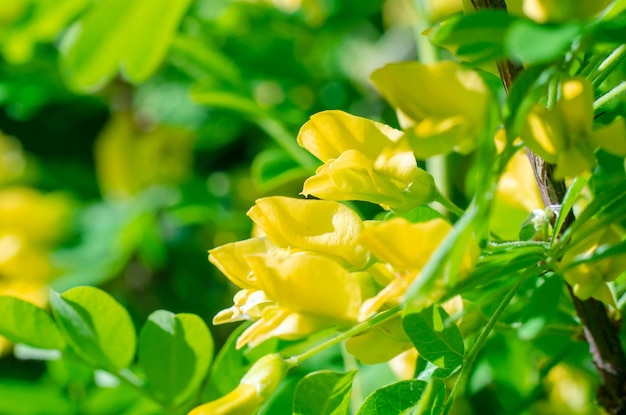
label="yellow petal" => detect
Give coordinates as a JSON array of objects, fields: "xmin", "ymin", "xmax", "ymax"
[
  {"xmin": 212, "ymin": 289, "xmax": 272, "ymax": 325},
  {"xmin": 558, "ymin": 77, "xmax": 593, "ymax": 138},
  {"xmin": 553, "ymin": 144, "xmax": 595, "ymax": 179},
  {"xmin": 358, "ymin": 218, "xmax": 451, "ymax": 270},
  {"xmin": 209, "ymin": 238, "xmax": 269, "ymax": 289},
  {"xmin": 236, "ymin": 306, "xmax": 331, "ymax": 348},
  {"xmin": 189, "ymin": 354, "xmax": 287, "ymax": 415},
  {"xmin": 389, "ymin": 348, "xmax": 419, "ymax": 380},
  {"xmin": 247, "ymin": 197, "xmax": 369, "ymax": 269},
  {"xmin": 521, "ymin": 105, "xmax": 562, "ymax": 163},
  {"xmin": 189, "ymin": 383, "xmax": 261, "ymax": 415},
  {"xmin": 407, "ymin": 115, "xmax": 474, "ymax": 158},
  {"xmin": 371, "ymin": 61, "xmax": 490, "ymax": 156},
  {"xmin": 297, "ymin": 110, "xmax": 403, "ymax": 162},
  {"xmin": 302, "ymin": 150, "xmax": 405, "ymax": 206},
  {"xmin": 246, "ymin": 253, "xmax": 361, "ymax": 321}
]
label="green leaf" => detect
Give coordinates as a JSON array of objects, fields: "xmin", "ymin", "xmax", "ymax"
[
  {"xmin": 415, "ymin": 358, "xmax": 458, "ymax": 381},
  {"xmin": 0, "ymin": 296, "xmax": 65, "ymax": 350},
  {"xmin": 593, "ymin": 9, "xmax": 626, "ymax": 43},
  {"xmin": 505, "ymin": 21, "xmax": 583, "ymax": 65},
  {"xmin": 504, "ymin": 65, "xmax": 555, "ymax": 138},
  {"xmin": 170, "ymin": 35, "xmax": 241, "ymax": 85},
  {"xmin": 551, "ymin": 174, "xmax": 590, "ymax": 244},
  {"xmin": 49, "ymin": 287, "xmax": 136, "ymax": 370},
  {"xmin": 430, "ymin": 10, "xmax": 516, "ymax": 63},
  {"xmin": 403, "ymin": 305, "xmax": 464, "ymax": 370},
  {"xmin": 60, "ymin": 0, "xmax": 192, "ymax": 91},
  {"xmin": 556, "ymin": 183, "xmax": 626, "ymax": 251},
  {"xmin": 413, "ymin": 378, "xmax": 446, "ymax": 415},
  {"xmin": 139, "ymin": 310, "xmax": 213, "ymax": 405},
  {"xmin": 293, "ymin": 370, "xmax": 356, "ymax": 415},
  {"xmin": 518, "ymin": 276, "xmax": 562, "ymax": 340},
  {"xmin": 356, "ymin": 380, "xmax": 427, "ymax": 415}
]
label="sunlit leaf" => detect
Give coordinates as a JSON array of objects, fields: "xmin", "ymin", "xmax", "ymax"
[
  {"xmin": 60, "ymin": 0, "xmax": 192, "ymax": 91},
  {"xmin": 403, "ymin": 305, "xmax": 464, "ymax": 370},
  {"xmin": 293, "ymin": 370, "xmax": 356, "ymax": 415},
  {"xmin": 356, "ymin": 380, "xmax": 427, "ymax": 415},
  {"xmin": 49, "ymin": 287, "xmax": 136, "ymax": 370},
  {"xmin": 139, "ymin": 310, "xmax": 213, "ymax": 405},
  {"xmin": 505, "ymin": 21, "xmax": 584, "ymax": 65},
  {"xmin": 0, "ymin": 296, "xmax": 65, "ymax": 350}
]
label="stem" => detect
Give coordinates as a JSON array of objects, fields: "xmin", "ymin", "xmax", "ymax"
[
  {"xmin": 253, "ymin": 116, "xmax": 318, "ymax": 169},
  {"xmin": 434, "ymin": 191, "xmax": 465, "ymax": 218},
  {"xmin": 444, "ymin": 276, "xmax": 525, "ymax": 412},
  {"xmin": 472, "ymin": 2, "xmax": 626, "ymax": 413},
  {"xmin": 578, "ymin": 52, "xmax": 605, "ymax": 78},
  {"xmin": 285, "ymin": 306, "xmax": 401, "ymax": 366},
  {"xmin": 592, "ymin": 44, "xmax": 626, "ymax": 88},
  {"xmin": 593, "ymin": 80, "xmax": 626, "ymax": 110}
]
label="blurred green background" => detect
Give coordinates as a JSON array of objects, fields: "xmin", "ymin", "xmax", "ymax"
[{"xmin": 0, "ymin": 0, "xmax": 416, "ymax": 412}]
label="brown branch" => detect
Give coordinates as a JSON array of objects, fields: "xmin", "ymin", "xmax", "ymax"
[{"xmin": 470, "ymin": 1, "xmax": 626, "ymax": 413}]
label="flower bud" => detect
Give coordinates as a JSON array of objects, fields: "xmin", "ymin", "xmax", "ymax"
[{"xmin": 188, "ymin": 354, "xmax": 288, "ymax": 415}]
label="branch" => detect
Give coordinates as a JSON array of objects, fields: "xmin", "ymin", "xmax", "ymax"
[{"xmin": 470, "ymin": 1, "xmax": 626, "ymax": 412}]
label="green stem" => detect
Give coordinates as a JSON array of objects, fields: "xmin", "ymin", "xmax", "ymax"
[
  {"xmin": 434, "ymin": 191, "xmax": 465, "ymax": 218},
  {"xmin": 253, "ymin": 116, "xmax": 318, "ymax": 169},
  {"xmin": 444, "ymin": 275, "xmax": 525, "ymax": 412},
  {"xmin": 578, "ymin": 52, "xmax": 605, "ymax": 78},
  {"xmin": 285, "ymin": 306, "xmax": 401, "ymax": 366},
  {"xmin": 592, "ymin": 44, "xmax": 626, "ymax": 88},
  {"xmin": 413, "ymin": 0, "xmax": 438, "ymax": 64},
  {"xmin": 486, "ymin": 240, "xmax": 550, "ymax": 251},
  {"xmin": 593, "ymin": 80, "xmax": 626, "ymax": 110}
]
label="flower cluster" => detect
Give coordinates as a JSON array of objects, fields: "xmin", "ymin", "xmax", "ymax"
[
  {"xmin": 209, "ymin": 196, "xmax": 369, "ymax": 349},
  {"xmin": 209, "ymin": 60, "xmax": 486, "ymax": 354}
]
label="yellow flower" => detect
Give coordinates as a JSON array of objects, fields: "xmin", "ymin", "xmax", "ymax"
[
  {"xmin": 561, "ymin": 221, "xmax": 626, "ymax": 305},
  {"xmin": 215, "ymin": 251, "xmax": 362, "ymax": 349},
  {"xmin": 357, "ymin": 218, "xmax": 476, "ymax": 318},
  {"xmin": 210, "ymin": 197, "xmax": 371, "ymax": 348},
  {"xmin": 298, "ymin": 110, "xmax": 436, "ymax": 211},
  {"xmin": 247, "ymin": 196, "xmax": 369, "ymax": 269},
  {"xmin": 521, "ymin": 77, "xmax": 626, "ymax": 179},
  {"xmin": 188, "ymin": 353, "xmax": 288, "ymax": 415},
  {"xmin": 371, "ymin": 61, "xmax": 491, "ymax": 159}
]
